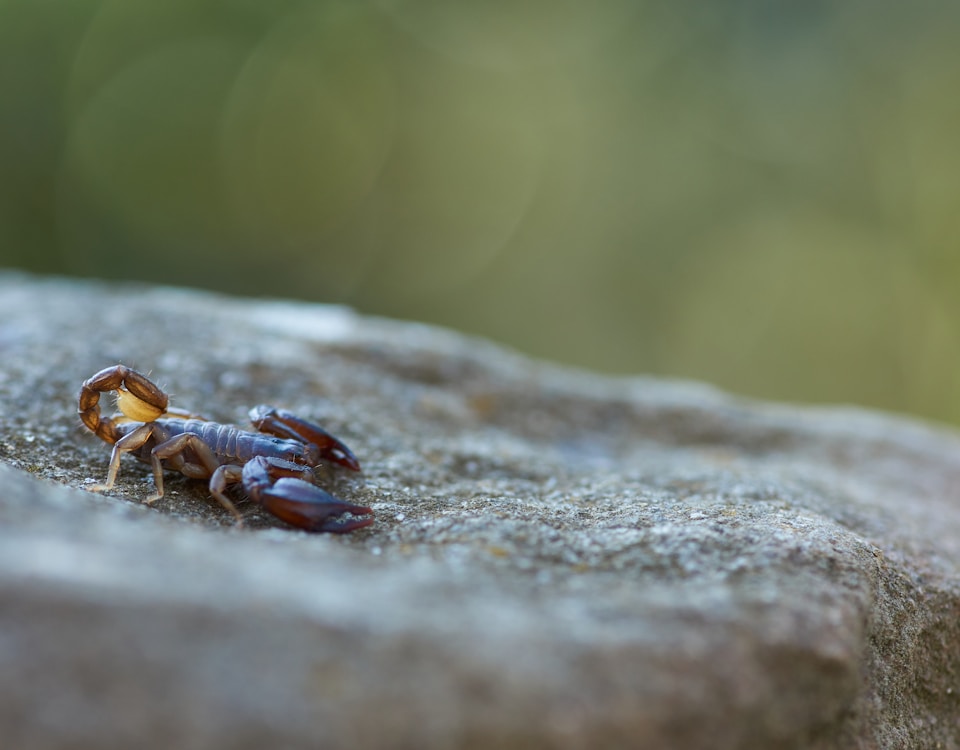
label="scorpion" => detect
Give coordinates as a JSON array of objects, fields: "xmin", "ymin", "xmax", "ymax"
[{"xmin": 78, "ymin": 365, "xmax": 373, "ymax": 533}]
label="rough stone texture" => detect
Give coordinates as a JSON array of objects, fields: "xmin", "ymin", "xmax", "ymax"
[{"xmin": 1, "ymin": 271, "xmax": 959, "ymax": 749}]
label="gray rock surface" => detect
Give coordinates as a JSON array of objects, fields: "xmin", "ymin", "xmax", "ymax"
[{"xmin": 1, "ymin": 271, "xmax": 959, "ymax": 749}]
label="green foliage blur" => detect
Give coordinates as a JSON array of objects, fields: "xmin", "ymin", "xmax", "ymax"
[{"xmin": 2, "ymin": 0, "xmax": 959, "ymax": 425}]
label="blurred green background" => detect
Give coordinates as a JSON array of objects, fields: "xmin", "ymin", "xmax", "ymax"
[{"xmin": 2, "ymin": 0, "xmax": 959, "ymax": 425}]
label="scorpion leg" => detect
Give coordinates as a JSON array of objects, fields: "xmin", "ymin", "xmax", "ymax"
[
  {"xmin": 209, "ymin": 465, "xmax": 246, "ymax": 525},
  {"xmin": 242, "ymin": 456, "xmax": 373, "ymax": 533},
  {"xmin": 148, "ymin": 433, "xmax": 234, "ymax": 513},
  {"xmin": 249, "ymin": 406, "xmax": 361, "ymax": 471},
  {"xmin": 89, "ymin": 422, "xmax": 160, "ymax": 493}
]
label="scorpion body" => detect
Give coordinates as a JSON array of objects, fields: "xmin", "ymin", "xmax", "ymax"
[
  {"xmin": 112, "ymin": 418, "xmax": 313, "ymax": 469},
  {"xmin": 78, "ymin": 365, "xmax": 372, "ymax": 533}
]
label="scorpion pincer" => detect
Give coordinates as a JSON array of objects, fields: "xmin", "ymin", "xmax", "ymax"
[{"xmin": 77, "ymin": 365, "xmax": 373, "ymax": 533}]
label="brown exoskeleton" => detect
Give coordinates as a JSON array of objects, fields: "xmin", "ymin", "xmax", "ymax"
[{"xmin": 78, "ymin": 365, "xmax": 373, "ymax": 532}]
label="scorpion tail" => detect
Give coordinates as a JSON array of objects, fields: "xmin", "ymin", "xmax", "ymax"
[{"xmin": 256, "ymin": 478, "xmax": 374, "ymax": 533}]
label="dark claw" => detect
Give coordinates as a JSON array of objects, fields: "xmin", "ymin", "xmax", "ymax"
[
  {"xmin": 256, "ymin": 478, "xmax": 373, "ymax": 533},
  {"xmin": 242, "ymin": 456, "xmax": 373, "ymax": 533},
  {"xmin": 250, "ymin": 406, "xmax": 361, "ymax": 471}
]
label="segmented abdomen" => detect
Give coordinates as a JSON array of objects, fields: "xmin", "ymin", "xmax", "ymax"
[{"xmin": 159, "ymin": 419, "xmax": 305, "ymax": 464}]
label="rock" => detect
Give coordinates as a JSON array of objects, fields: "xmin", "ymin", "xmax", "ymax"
[{"xmin": 0, "ymin": 271, "xmax": 959, "ymax": 749}]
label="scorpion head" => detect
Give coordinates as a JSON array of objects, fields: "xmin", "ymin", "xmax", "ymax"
[
  {"xmin": 286, "ymin": 440, "xmax": 360, "ymax": 472},
  {"xmin": 301, "ymin": 443, "xmax": 322, "ymax": 467},
  {"xmin": 303, "ymin": 441, "xmax": 361, "ymax": 471}
]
